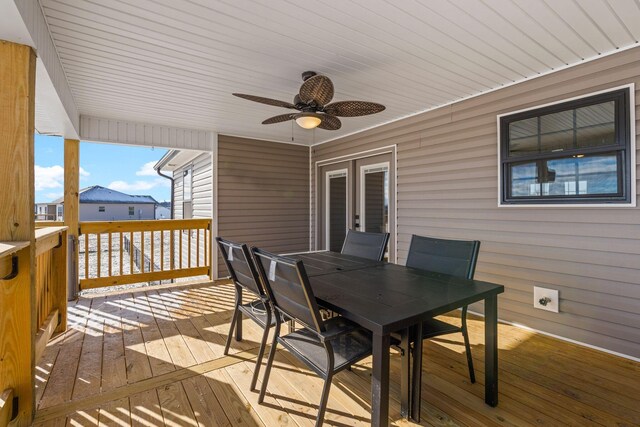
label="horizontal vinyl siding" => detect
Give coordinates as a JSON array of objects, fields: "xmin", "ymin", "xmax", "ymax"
[
  {"xmin": 311, "ymin": 46, "xmax": 640, "ymax": 358},
  {"xmin": 217, "ymin": 135, "xmax": 309, "ymax": 275}
]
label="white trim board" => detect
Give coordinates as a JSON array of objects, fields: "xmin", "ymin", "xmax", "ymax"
[{"xmin": 467, "ymin": 309, "xmax": 640, "ymax": 363}]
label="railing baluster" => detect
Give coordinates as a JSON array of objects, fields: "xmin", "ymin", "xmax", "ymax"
[
  {"xmin": 203, "ymin": 228, "xmax": 208, "ymax": 268},
  {"xmin": 179, "ymin": 229, "xmax": 183, "ymax": 269},
  {"xmin": 160, "ymin": 230, "xmax": 164, "ymax": 271},
  {"xmin": 196, "ymin": 228, "xmax": 200, "ymax": 267},
  {"xmin": 119, "ymin": 232, "xmax": 123, "ymax": 276},
  {"xmin": 84, "ymin": 233, "xmax": 89, "ymax": 279},
  {"xmin": 96, "ymin": 233, "xmax": 101, "ymax": 277},
  {"xmin": 141, "ymin": 231, "xmax": 145, "ymax": 274},
  {"xmin": 130, "ymin": 231, "xmax": 134, "ymax": 274},
  {"xmin": 188, "ymin": 229, "xmax": 192, "ymax": 268},
  {"xmin": 150, "ymin": 230, "xmax": 155, "ymax": 272},
  {"xmin": 170, "ymin": 230, "xmax": 175, "ymax": 270},
  {"xmin": 108, "ymin": 233, "xmax": 112, "ymax": 277}
]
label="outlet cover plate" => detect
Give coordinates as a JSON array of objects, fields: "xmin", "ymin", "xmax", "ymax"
[{"xmin": 533, "ymin": 286, "xmax": 559, "ymax": 313}]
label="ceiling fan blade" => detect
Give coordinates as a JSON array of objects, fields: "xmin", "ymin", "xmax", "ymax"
[
  {"xmin": 233, "ymin": 93, "xmax": 297, "ymax": 109},
  {"xmin": 262, "ymin": 114, "xmax": 295, "ymax": 125},
  {"xmin": 318, "ymin": 114, "xmax": 341, "ymax": 130},
  {"xmin": 323, "ymin": 101, "xmax": 385, "ymax": 117},
  {"xmin": 299, "ymin": 75, "xmax": 334, "ymax": 106}
]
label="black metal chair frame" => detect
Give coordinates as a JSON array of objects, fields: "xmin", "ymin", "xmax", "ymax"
[
  {"xmin": 406, "ymin": 234, "xmax": 481, "ymax": 384},
  {"xmin": 252, "ymin": 247, "xmax": 372, "ymax": 427},
  {"xmin": 216, "ymin": 237, "xmax": 273, "ymax": 392},
  {"xmin": 341, "ymin": 229, "xmax": 390, "ymax": 261}
]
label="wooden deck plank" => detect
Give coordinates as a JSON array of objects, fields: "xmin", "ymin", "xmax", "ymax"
[
  {"xmin": 38, "ymin": 297, "xmax": 95, "ymax": 408},
  {"xmin": 157, "ymin": 382, "xmax": 199, "ymax": 427},
  {"xmin": 181, "ymin": 375, "xmax": 231, "ymax": 427},
  {"xmin": 202, "ymin": 367, "xmax": 265, "ymax": 426},
  {"xmin": 33, "ymin": 282, "xmax": 640, "ymax": 427},
  {"xmin": 131, "ymin": 291, "xmax": 175, "ymax": 376}
]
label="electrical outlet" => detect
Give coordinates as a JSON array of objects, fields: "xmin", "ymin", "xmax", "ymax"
[{"xmin": 533, "ymin": 286, "xmax": 559, "ymax": 313}]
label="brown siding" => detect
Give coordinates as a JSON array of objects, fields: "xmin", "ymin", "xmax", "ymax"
[
  {"xmin": 217, "ymin": 135, "xmax": 310, "ymax": 274},
  {"xmin": 311, "ymin": 47, "xmax": 640, "ymax": 358}
]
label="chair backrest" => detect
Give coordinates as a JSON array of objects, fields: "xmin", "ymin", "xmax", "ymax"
[
  {"xmin": 405, "ymin": 235, "xmax": 480, "ymax": 280},
  {"xmin": 216, "ymin": 237, "xmax": 265, "ymax": 297},
  {"xmin": 341, "ymin": 229, "xmax": 390, "ymax": 261},
  {"xmin": 252, "ymin": 247, "xmax": 325, "ymax": 334}
]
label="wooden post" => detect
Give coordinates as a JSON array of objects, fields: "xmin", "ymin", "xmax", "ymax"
[
  {"xmin": 0, "ymin": 40, "xmax": 37, "ymax": 427},
  {"xmin": 64, "ymin": 138, "xmax": 79, "ymax": 299},
  {"xmin": 51, "ymin": 229, "xmax": 67, "ymax": 334}
]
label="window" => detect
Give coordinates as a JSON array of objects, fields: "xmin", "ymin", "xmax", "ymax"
[
  {"xmin": 98, "ymin": 206, "xmax": 105, "ymax": 212},
  {"xmin": 499, "ymin": 87, "xmax": 633, "ymax": 205},
  {"xmin": 129, "ymin": 206, "xmax": 135, "ymax": 216},
  {"xmin": 183, "ymin": 166, "xmax": 193, "ymax": 202}
]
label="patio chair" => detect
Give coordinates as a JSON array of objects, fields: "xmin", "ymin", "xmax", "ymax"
[
  {"xmin": 252, "ymin": 247, "xmax": 373, "ymax": 427},
  {"xmin": 216, "ymin": 237, "xmax": 274, "ymax": 392},
  {"xmin": 341, "ymin": 229, "xmax": 390, "ymax": 261},
  {"xmin": 405, "ymin": 234, "xmax": 481, "ymax": 383}
]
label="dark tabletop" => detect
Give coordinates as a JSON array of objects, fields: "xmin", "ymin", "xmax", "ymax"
[{"xmin": 289, "ymin": 252, "xmax": 504, "ymax": 335}]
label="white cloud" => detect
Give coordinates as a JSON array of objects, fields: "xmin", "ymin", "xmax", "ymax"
[
  {"xmin": 108, "ymin": 180, "xmax": 157, "ymax": 192},
  {"xmin": 45, "ymin": 192, "xmax": 63, "ymax": 201},
  {"xmin": 35, "ymin": 165, "xmax": 64, "ymax": 190},
  {"xmin": 35, "ymin": 165, "xmax": 90, "ymax": 191},
  {"xmin": 107, "ymin": 178, "xmax": 170, "ymax": 192},
  {"xmin": 136, "ymin": 161, "xmax": 158, "ymax": 176}
]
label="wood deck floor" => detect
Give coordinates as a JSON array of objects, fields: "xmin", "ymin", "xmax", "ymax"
[{"xmin": 32, "ymin": 281, "xmax": 640, "ymax": 427}]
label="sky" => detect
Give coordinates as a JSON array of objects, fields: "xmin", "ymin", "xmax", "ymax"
[{"xmin": 35, "ymin": 134, "xmax": 170, "ymax": 203}]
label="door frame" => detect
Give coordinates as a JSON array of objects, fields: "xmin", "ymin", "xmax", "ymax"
[
  {"xmin": 324, "ymin": 168, "xmax": 349, "ymax": 251},
  {"xmin": 358, "ymin": 161, "xmax": 390, "ymax": 234},
  {"xmin": 314, "ymin": 145, "xmax": 398, "ymax": 263}
]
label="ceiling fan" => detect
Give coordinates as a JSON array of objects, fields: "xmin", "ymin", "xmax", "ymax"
[{"xmin": 233, "ymin": 71, "xmax": 385, "ymax": 130}]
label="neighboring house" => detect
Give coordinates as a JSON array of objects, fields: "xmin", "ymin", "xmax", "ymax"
[
  {"xmin": 155, "ymin": 151, "xmax": 212, "ymax": 221},
  {"xmin": 35, "ymin": 202, "xmax": 63, "ymax": 221},
  {"xmin": 155, "ymin": 201, "xmax": 171, "ymax": 219},
  {"xmin": 51, "ymin": 185, "xmax": 158, "ymax": 221}
]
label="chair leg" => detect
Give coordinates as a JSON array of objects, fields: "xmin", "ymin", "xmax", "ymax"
[
  {"xmin": 223, "ymin": 306, "xmax": 239, "ymax": 355},
  {"xmin": 315, "ymin": 372, "xmax": 333, "ymax": 427},
  {"xmin": 462, "ymin": 327, "xmax": 475, "ymax": 383},
  {"xmin": 251, "ymin": 323, "xmax": 270, "ymax": 392},
  {"xmin": 258, "ymin": 323, "xmax": 280, "ymax": 404}
]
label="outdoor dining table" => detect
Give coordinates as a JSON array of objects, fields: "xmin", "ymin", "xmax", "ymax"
[{"xmin": 289, "ymin": 251, "xmax": 505, "ymax": 427}]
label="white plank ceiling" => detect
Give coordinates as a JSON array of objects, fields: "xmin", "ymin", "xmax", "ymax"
[{"xmin": 39, "ymin": 0, "xmax": 640, "ymax": 145}]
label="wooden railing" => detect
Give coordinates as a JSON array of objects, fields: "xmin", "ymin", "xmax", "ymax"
[
  {"xmin": 34, "ymin": 227, "xmax": 68, "ymax": 363},
  {"xmin": 78, "ymin": 219, "xmax": 212, "ymax": 290},
  {"xmin": 1, "ymin": 226, "xmax": 67, "ymax": 427}
]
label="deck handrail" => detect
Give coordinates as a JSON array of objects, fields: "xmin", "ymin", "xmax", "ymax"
[
  {"xmin": 78, "ymin": 218, "xmax": 212, "ymax": 290},
  {"xmin": 34, "ymin": 226, "xmax": 68, "ymax": 364}
]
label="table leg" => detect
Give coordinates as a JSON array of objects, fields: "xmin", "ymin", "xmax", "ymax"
[
  {"xmin": 235, "ymin": 287, "xmax": 243, "ymax": 341},
  {"xmin": 410, "ymin": 321, "xmax": 422, "ymax": 422},
  {"xmin": 372, "ymin": 332, "xmax": 390, "ymax": 427},
  {"xmin": 485, "ymin": 294, "xmax": 498, "ymax": 406},
  {"xmin": 400, "ymin": 327, "xmax": 411, "ymax": 418}
]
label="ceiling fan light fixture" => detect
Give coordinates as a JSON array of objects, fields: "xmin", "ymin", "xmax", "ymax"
[{"xmin": 295, "ymin": 113, "xmax": 322, "ymax": 129}]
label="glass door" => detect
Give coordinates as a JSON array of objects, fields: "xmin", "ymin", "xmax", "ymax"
[
  {"xmin": 318, "ymin": 153, "xmax": 394, "ymax": 260},
  {"xmin": 320, "ymin": 161, "xmax": 352, "ymax": 251},
  {"xmin": 355, "ymin": 154, "xmax": 393, "ymax": 259}
]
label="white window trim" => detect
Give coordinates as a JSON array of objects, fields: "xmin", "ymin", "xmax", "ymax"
[{"xmin": 496, "ymin": 83, "xmax": 636, "ymax": 208}]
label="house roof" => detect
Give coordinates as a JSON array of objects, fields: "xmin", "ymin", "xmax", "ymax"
[{"xmin": 52, "ymin": 186, "xmax": 158, "ymax": 205}]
